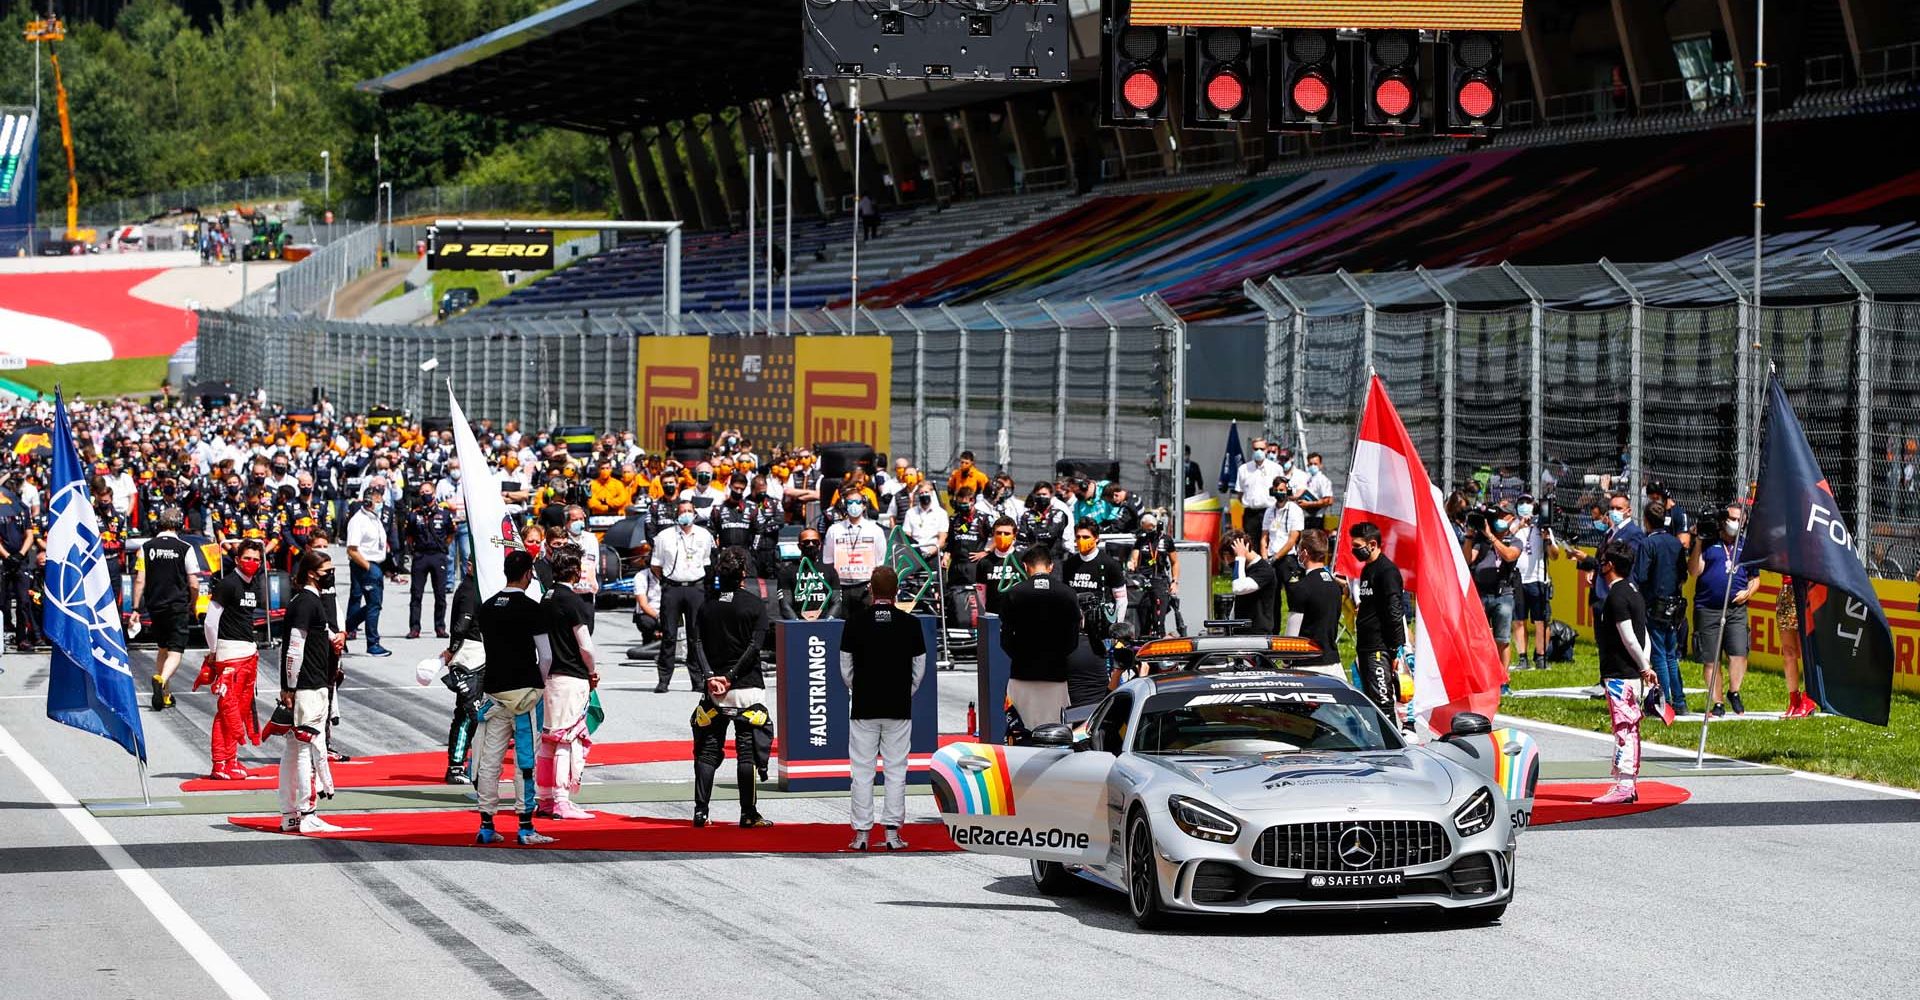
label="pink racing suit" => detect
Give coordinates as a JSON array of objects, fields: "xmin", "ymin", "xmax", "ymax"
[{"xmin": 1603, "ymin": 677, "xmax": 1644, "ymax": 781}]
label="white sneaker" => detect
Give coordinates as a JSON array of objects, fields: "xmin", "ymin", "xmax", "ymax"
[
  {"xmin": 848, "ymin": 829, "xmax": 870, "ymax": 851},
  {"xmin": 279, "ymin": 816, "xmax": 301, "ymax": 833},
  {"xmin": 516, "ymin": 829, "xmax": 557, "ymax": 846},
  {"xmin": 297, "ymin": 813, "xmax": 346, "ymax": 834},
  {"xmin": 882, "ymin": 828, "xmax": 909, "ymax": 851}
]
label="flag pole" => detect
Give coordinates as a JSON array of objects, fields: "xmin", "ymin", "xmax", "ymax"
[{"xmin": 137, "ymin": 758, "xmax": 151, "ymax": 807}]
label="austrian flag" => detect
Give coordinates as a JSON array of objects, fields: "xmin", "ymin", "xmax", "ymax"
[{"xmin": 1334, "ymin": 376, "xmax": 1506, "ymax": 731}]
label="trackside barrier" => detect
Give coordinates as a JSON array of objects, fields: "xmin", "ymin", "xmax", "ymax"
[{"xmin": 774, "ymin": 614, "xmax": 941, "ymax": 791}]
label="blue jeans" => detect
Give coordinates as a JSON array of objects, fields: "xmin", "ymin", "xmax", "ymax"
[
  {"xmin": 1649, "ymin": 622, "xmax": 1683, "ymax": 710},
  {"xmin": 451, "ymin": 523, "xmax": 471, "ymax": 590},
  {"xmin": 346, "ymin": 563, "xmax": 384, "ymax": 646}
]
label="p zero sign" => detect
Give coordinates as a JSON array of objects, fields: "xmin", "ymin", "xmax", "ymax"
[{"xmin": 429, "ymin": 229, "xmax": 554, "ymax": 270}]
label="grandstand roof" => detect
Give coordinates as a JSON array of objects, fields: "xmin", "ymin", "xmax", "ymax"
[{"xmin": 356, "ymin": 0, "xmax": 802, "ymax": 134}]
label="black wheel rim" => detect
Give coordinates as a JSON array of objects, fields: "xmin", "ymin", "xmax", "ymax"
[{"xmin": 1128, "ymin": 817, "xmax": 1153, "ymax": 915}]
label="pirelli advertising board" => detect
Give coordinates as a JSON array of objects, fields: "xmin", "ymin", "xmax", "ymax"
[
  {"xmin": 428, "ymin": 230, "xmax": 554, "ymax": 270},
  {"xmin": 638, "ymin": 336, "xmax": 891, "ymax": 456}
]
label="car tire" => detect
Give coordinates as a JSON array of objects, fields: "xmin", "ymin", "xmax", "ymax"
[
  {"xmin": 1126, "ymin": 809, "xmax": 1173, "ymax": 930},
  {"xmin": 1030, "ymin": 859, "xmax": 1083, "ymax": 896}
]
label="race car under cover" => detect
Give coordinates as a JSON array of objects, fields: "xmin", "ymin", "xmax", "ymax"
[{"xmin": 931, "ymin": 667, "xmax": 1539, "ymax": 928}]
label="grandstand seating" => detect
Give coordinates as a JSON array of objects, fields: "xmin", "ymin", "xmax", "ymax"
[{"xmin": 483, "ymin": 105, "xmax": 1920, "ymax": 321}]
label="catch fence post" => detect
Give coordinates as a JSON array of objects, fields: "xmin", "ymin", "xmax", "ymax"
[
  {"xmin": 1241, "ymin": 280, "xmax": 1287, "ymax": 453},
  {"xmin": 895, "ymin": 306, "xmax": 929, "ymax": 467},
  {"xmin": 1705, "ymin": 254, "xmax": 1755, "ymax": 500},
  {"xmin": 1502, "ymin": 262, "xmax": 1547, "ymax": 497},
  {"xmin": 1416, "ymin": 266, "xmax": 1459, "ymax": 491},
  {"xmin": 982, "ymin": 301, "xmax": 1016, "ymax": 467},
  {"xmin": 1336, "ymin": 269, "xmax": 1375, "ymax": 375},
  {"xmin": 1600, "ymin": 258, "xmax": 1645, "ymax": 499},
  {"xmin": 1826, "ymin": 248, "xmax": 1876, "ymax": 564},
  {"xmin": 1037, "ymin": 299, "xmax": 1071, "ymax": 463},
  {"xmin": 1267, "ymin": 277, "xmax": 1308, "ymax": 447},
  {"xmin": 1143, "ymin": 294, "xmax": 1186, "ymax": 510},
  {"xmin": 939, "ymin": 303, "xmax": 970, "ymax": 454},
  {"xmin": 1086, "ymin": 298, "xmax": 1125, "ymax": 458}
]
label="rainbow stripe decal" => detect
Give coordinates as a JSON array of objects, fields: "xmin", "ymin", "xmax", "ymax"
[
  {"xmin": 930, "ymin": 743, "xmax": 1017, "ymax": 817},
  {"xmin": 1486, "ymin": 728, "xmax": 1540, "ymax": 802}
]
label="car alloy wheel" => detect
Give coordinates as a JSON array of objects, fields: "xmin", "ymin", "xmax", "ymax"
[{"xmin": 1127, "ymin": 810, "xmax": 1170, "ymax": 928}]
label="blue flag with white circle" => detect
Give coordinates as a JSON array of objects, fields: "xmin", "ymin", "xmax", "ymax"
[{"xmin": 43, "ymin": 391, "xmax": 146, "ymax": 760}]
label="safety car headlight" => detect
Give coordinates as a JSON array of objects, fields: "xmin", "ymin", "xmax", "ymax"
[
  {"xmin": 1454, "ymin": 787, "xmax": 1495, "ymax": 837},
  {"xmin": 1168, "ymin": 795, "xmax": 1241, "ymax": 843}
]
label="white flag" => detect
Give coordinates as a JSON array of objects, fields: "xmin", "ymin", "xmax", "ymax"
[{"xmin": 449, "ymin": 386, "xmax": 513, "ymax": 600}]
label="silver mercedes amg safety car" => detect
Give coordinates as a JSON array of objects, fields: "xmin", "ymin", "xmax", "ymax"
[{"xmin": 930, "ymin": 637, "xmax": 1540, "ymax": 928}]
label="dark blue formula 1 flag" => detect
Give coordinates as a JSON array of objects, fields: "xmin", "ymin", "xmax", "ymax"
[
  {"xmin": 43, "ymin": 390, "xmax": 147, "ymax": 760},
  {"xmin": 1746, "ymin": 375, "xmax": 1893, "ymax": 726},
  {"xmin": 1217, "ymin": 418, "xmax": 1244, "ymax": 495}
]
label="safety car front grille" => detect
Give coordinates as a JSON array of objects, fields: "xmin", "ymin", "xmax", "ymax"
[{"xmin": 1252, "ymin": 820, "xmax": 1452, "ymax": 872}]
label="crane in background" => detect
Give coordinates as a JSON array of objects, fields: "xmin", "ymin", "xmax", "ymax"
[{"xmin": 23, "ymin": 13, "xmax": 95, "ymax": 246}]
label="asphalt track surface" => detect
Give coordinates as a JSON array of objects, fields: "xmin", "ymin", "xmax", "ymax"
[{"xmin": 3, "ymin": 567, "xmax": 1917, "ymax": 1000}]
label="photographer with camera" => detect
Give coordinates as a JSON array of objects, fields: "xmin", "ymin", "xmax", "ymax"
[
  {"xmin": 1129, "ymin": 510, "xmax": 1179, "ymax": 637},
  {"xmin": 1263, "ymin": 474, "xmax": 1306, "ymax": 631},
  {"xmin": 1633, "ymin": 500, "xmax": 1690, "ymax": 715},
  {"xmin": 1510, "ymin": 493, "xmax": 1562, "ymax": 670},
  {"xmin": 1467, "ymin": 500, "xmax": 1522, "ymax": 683},
  {"xmin": 1690, "ymin": 500, "xmax": 1758, "ymax": 716}
]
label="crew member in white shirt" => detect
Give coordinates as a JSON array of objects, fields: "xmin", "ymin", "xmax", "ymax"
[
  {"xmin": 1232, "ymin": 437, "xmax": 1276, "ymax": 535},
  {"xmin": 651, "ymin": 498, "xmax": 714, "ymax": 693}
]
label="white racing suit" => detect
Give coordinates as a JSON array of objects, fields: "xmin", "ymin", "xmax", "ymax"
[{"xmin": 277, "ymin": 687, "xmax": 336, "ymax": 821}]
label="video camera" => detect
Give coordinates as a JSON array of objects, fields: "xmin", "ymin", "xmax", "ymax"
[
  {"xmin": 1463, "ymin": 504, "xmax": 1502, "ymax": 536},
  {"xmin": 1695, "ymin": 501, "xmax": 1727, "ymax": 542}
]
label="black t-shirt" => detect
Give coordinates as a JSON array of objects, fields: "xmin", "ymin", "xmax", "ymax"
[
  {"xmin": 280, "ymin": 590, "xmax": 336, "ymax": 691},
  {"xmin": 479, "ymin": 589, "xmax": 549, "ymax": 693},
  {"xmin": 1066, "ymin": 635, "xmax": 1110, "ymax": 708},
  {"xmin": 1230, "ymin": 557, "xmax": 1277, "ymax": 634},
  {"xmin": 138, "ymin": 534, "xmax": 196, "ymax": 612},
  {"xmin": 1598, "ymin": 578, "xmax": 1649, "ymax": 681},
  {"xmin": 1061, "ymin": 550, "xmax": 1123, "ymax": 603},
  {"xmin": 546, "ymin": 587, "xmax": 596, "ymax": 680},
  {"xmin": 1291, "ymin": 566, "xmax": 1343, "ymax": 667},
  {"xmin": 697, "ymin": 586, "xmax": 767, "ymax": 689},
  {"xmin": 980, "ymin": 549, "xmax": 1025, "ymax": 614},
  {"xmin": 214, "ymin": 571, "xmax": 261, "ymax": 643},
  {"xmin": 841, "ymin": 601, "xmax": 926, "ymax": 720},
  {"xmin": 999, "ymin": 575, "xmax": 1082, "ymax": 682},
  {"xmin": 1354, "ymin": 555, "xmax": 1406, "ymax": 653}
]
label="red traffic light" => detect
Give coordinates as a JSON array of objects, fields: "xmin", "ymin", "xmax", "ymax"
[
  {"xmin": 1373, "ymin": 76, "xmax": 1413, "ymax": 118},
  {"xmin": 1122, "ymin": 69, "xmax": 1162, "ymax": 112},
  {"xmin": 1456, "ymin": 78, "xmax": 1497, "ymax": 119},
  {"xmin": 1205, "ymin": 70, "xmax": 1246, "ymax": 114},
  {"xmin": 1290, "ymin": 72, "xmax": 1332, "ymax": 115}
]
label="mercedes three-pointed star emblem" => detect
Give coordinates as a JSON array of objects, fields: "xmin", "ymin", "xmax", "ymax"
[{"xmin": 1337, "ymin": 826, "xmax": 1377, "ymax": 868}]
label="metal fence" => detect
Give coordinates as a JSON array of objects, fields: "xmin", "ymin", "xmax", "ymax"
[
  {"xmin": 195, "ymin": 245, "xmax": 1920, "ymax": 569},
  {"xmin": 235, "ymin": 223, "xmax": 383, "ymax": 318},
  {"xmin": 48, "ymin": 172, "xmax": 327, "ymax": 230}
]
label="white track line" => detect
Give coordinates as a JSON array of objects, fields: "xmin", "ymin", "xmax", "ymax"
[
  {"xmin": 0, "ymin": 721, "xmax": 272, "ymax": 999},
  {"xmin": 1496, "ymin": 713, "xmax": 1920, "ymax": 801}
]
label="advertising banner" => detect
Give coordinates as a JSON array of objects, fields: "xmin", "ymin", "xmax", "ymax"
[
  {"xmin": 1546, "ymin": 551, "xmax": 1920, "ymax": 696},
  {"xmin": 774, "ymin": 616, "xmax": 942, "ymax": 791},
  {"xmin": 638, "ymin": 336, "xmax": 892, "ymax": 455},
  {"xmin": 428, "ymin": 230, "xmax": 554, "ymax": 270},
  {"xmin": 1127, "ymin": 2, "xmax": 1523, "ymax": 31},
  {"xmin": 637, "ymin": 337, "xmax": 709, "ymax": 448}
]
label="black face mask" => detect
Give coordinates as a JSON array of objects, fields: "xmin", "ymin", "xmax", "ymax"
[
  {"xmin": 799, "ymin": 541, "xmax": 822, "ymax": 559},
  {"xmin": 316, "ymin": 569, "xmax": 336, "ymax": 590},
  {"xmin": 1351, "ymin": 544, "xmax": 1371, "ymax": 561},
  {"xmin": 918, "ymin": 493, "xmax": 934, "ymax": 508}
]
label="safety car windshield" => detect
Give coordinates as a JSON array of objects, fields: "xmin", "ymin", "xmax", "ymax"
[{"xmin": 1134, "ymin": 689, "xmax": 1402, "ymax": 754}]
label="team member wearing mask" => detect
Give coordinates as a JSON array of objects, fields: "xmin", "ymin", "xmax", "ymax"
[
  {"xmin": 652, "ymin": 498, "xmax": 714, "ymax": 693},
  {"xmin": 779, "ymin": 528, "xmax": 841, "ymax": 620},
  {"xmin": 840, "ymin": 566, "xmax": 926, "ymax": 851},
  {"xmin": 273, "ymin": 550, "xmax": 347, "ymax": 833},
  {"xmin": 196, "ymin": 538, "xmax": 267, "ymax": 780},
  {"xmin": 1015, "ymin": 484, "xmax": 1070, "ymax": 561},
  {"xmin": 1061, "ymin": 520, "xmax": 1127, "ymax": 647},
  {"xmin": 824, "ymin": 494, "xmax": 887, "ymax": 611},
  {"xmin": 537, "ymin": 547, "xmax": 600, "ymax": 821},
  {"xmin": 979, "ymin": 517, "xmax": 1024, "ymax": 615},
  {"xmin": 1349, "ymin": 522, "xmax": 1409, "ymax": 727}
]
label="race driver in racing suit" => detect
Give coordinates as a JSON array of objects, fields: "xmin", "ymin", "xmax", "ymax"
[
  {"xmin": 195, "ymin": 539, "xmax": 266, "ymax": 779},
  {"xmin": 691, "ymin": 547, "xmax": 775, "ymax": 829}
]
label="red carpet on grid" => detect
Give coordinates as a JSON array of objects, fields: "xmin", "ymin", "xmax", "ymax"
[
  {"xmin": 223, "ymin": 782, "xmax": 1685, "ymax": 855},
  {"xmin": 185, "ymin": 734, "xmax": 976, "ymax": 792},
  {"xmin": 227, "ymin": 812, "xmax": 959, "ymax": 853}
]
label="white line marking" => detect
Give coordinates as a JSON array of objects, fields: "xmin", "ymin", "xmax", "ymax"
[
  {"xmin": 0, "ymin": 721, "xmax": 272, "ymax": 1000},
  {"xmin": 1495, "ymin": 713, "xmax": 1920, "ymax": 801}
]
